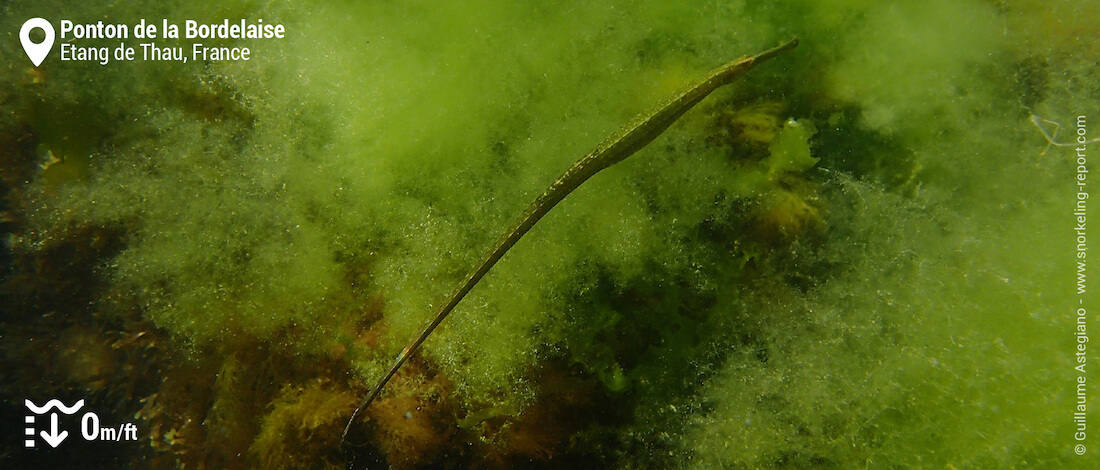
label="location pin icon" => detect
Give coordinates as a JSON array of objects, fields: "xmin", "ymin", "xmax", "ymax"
[{"xmin": 20, "ymin": 18, "xmax": 55, "ymax": 67}]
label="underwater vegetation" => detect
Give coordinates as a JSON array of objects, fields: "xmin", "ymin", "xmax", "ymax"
[
  {"xmin": 345, "ymin": 37, "xmax": 802, "ymax": 438},
  {"xmin": 1, "ymin": 0, "xmax": 1097, "ymax": 468}
]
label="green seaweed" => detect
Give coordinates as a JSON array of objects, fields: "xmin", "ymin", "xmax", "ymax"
[{"xmin": 2, "ymin": 0, "xmax": 1097, "ymax": 468}]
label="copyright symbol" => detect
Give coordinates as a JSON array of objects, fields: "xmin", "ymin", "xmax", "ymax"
[{"xmin": 1075, "ymin": 444, "xmax": 1086, "ymax": 455}]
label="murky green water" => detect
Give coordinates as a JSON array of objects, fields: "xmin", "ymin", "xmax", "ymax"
[{"xmin": 2, "ymin": 1, "xmax": 1097, "ymax": 468}]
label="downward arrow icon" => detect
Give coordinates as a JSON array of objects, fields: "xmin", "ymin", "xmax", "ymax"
[{"xmin": 40, "ymin": 413, "xmax": 67, "ymax": 448}]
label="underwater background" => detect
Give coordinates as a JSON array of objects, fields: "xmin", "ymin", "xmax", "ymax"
[{"xmin": 2, "ymin": 0, "xmax": 1098, "ymax": 468}]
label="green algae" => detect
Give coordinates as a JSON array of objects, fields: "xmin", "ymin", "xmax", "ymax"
[
  {"xmin": 765, "ymin": 119, "xmax": 817, "ymax": 176},
  {"xmin": 3, "ymin": 0, "xmax": 1098, "ymax": 467}
]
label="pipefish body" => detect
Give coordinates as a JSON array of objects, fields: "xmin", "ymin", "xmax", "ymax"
[{"xmin": 342, "ymin": 37, "xmax": 799, "ymax": 440}]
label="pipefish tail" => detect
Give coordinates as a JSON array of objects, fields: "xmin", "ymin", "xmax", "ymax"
[{"xmin": 342, "ymin": 37, "xmax": 799, "ymax": 441}]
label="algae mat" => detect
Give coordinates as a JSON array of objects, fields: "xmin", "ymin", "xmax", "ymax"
[{"xmin": 1, "ymin": 1, "xmax": 1097, "ymax": 468}]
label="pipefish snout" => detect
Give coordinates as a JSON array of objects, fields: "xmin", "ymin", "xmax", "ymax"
[{"xmin": 342, "ymin": 37, "xmax": 800, "ymax": 442}]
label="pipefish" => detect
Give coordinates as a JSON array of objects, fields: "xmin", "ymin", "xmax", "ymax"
[{"xmin": 342, "ymin": 37, "xmax": 799, "ymax": 440}]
